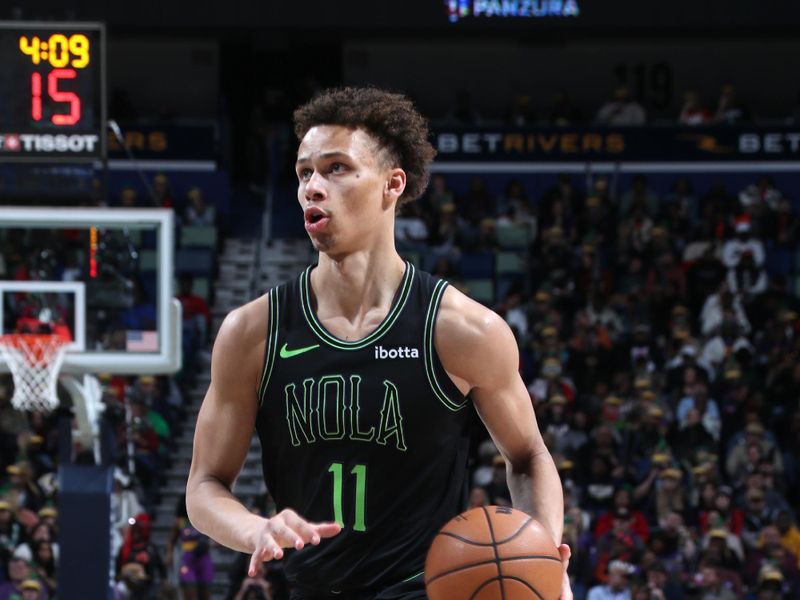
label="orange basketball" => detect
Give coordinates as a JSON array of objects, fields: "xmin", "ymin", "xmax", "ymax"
[{"xmin": 425, "ymin": 506, "xmax": 563, "ymax": 600}]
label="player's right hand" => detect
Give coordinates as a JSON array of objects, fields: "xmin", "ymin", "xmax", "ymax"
[{"xmin": 247, "ymin": 509, "xmax": 341, "ymax": 576}]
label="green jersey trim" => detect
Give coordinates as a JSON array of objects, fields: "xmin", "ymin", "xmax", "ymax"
[
  {"xmin": 258, "ymin": 287, "xmax": 280, "ymax": 406},
  {"xmin": 299, "ymin": 261, "xmax": 415, "ymax": 350},
  {"xmin": 423, "ymin": 279, "xmax": 468, "ymax": 412}
]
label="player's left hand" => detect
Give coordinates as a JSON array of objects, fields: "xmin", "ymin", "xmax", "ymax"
[{"xmin": 558, "ymin": 543, "xmax": 573, "ymax": 600}]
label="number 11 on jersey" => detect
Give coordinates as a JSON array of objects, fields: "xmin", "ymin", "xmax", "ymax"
[{"xmin": 328, "ymin": 463, "xmax": 367, "ymax": 532}]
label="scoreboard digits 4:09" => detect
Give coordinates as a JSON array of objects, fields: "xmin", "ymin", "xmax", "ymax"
[{"xmin": 0, "ymin": 22, "xmax": 105, "ymax": 162}]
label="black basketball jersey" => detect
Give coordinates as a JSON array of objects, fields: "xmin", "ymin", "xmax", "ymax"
[{"xmin": 255, "ymin": 261, "xmax": 472, "ymax": 595}]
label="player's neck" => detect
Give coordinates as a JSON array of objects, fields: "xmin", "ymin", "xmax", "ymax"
[{"xmin": 312, "ymin": 248, "xmax": 406, "ymax": 321}]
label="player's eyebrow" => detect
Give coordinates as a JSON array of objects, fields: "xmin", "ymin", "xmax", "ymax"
[{"xmin": 296, "ymin": 151, "xmax": 352, "ymax": 165}]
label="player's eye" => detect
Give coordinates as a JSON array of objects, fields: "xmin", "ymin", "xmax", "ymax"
[
  {"xmin": 298, "ymin": 168, "xmax": 313, "ymax": 180},
  {"xmin": 330, "ymin": 162, "xmax": 346, "ymax": 173}
]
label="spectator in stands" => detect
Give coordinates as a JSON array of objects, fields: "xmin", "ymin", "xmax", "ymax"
[
  {"xmin": 678, "ymin": 89, "xmax": 711, "ymax": 125},
  {"xmin": 29, "ymin": 541, "xmax": 56, "ymax": 597},
  {"xmin": 506, "ymin": 93, "xmax": 536, "ymax": 126},
  {"xmin": 714, "ymin": 84, "xmax": 750, "ymax": 124},
  {"xmin": 166, "ymin": 494, "xmax": 213, "ymax": 600},
  {"xmin": 119, "ymin": 187, "xmax": 139, "ymax": 208},
  {"xmin": 183, "ymin": 187, "xmax": 216, "ymax": 227},
  {"xmin": 727, "ymin": 250, "xmax": 768, "ymax": 298},
  {"xmin": 117, "ymin": 512, "xmax": 166, "ymax": 592},
  {"xmin": 596, "ymin": 86, "xmax": 646, "ymax": 126},
  {"xmin": 775, "ymin": 510, "xmax": 800, "ymax": 566},
  {"xmin": 740, "ymin": 488, "xmax": 778, "ymax": 551},
  {"xmin": 177, "ymin": 274, "xmax": 211, "ymax": 347},
  {"xmin": 676, "ymin": 381, "xmax": 721, "ymax": 441},
  {"xmin": 739, "ymin": 176, "xmax": 783, "ymax": 213},
  {"xmin": 700, "ymin": 283, "xmax": 751, "ymax": 337},
  {"xmin": 548, "ymin": 90, "xmax": 583, "ymax": 126},
  {"xmin": 151, "ymin": 174, "xmax": 174, "ymax": 208},
  {"xmin": 744, "ymin": 524, "xmax": 800, "ymax": 592},
  {"xmin": 445, "ymin": 90, "xmax": 481, "ymax": 125},
  {"xmin": 426, "ymin": 174, "xmax": 454, "ymax": 215},
  {"xmin": 620, "ymin": 175, "xmax": 660, "ymax": 219},
  {"xmin": 111, "ymin": 468, "xmax": 144, "ymax": 559},
  {"xmin": 395, "ymin": 202, "xmax": 430, "ymax": 250},
  {"xmin": 0, "ymin": 463, "xmax": 43, "ymax": 513},
  {"xmin": 693, "ymin": 563, "xmax": 737, "ymax": 600},
  {"xmin": 587, "ymin": 560, "xmax": 635, "ymax": 600},
  {"xmin": 746, "ymin": 568, "xmax": 785, "ymax": 600},
  {"xmin": 0, "ymin": 557, "xmax": 46, "ymax": 600},
  {"xmin": 114, "ymin": 561, "xmax": 150, "ymax": 600}
]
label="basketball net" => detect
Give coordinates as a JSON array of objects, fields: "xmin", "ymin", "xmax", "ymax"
[{"xmin": 0, "ymin": 334, "xmax": 70, "ymax": 413}]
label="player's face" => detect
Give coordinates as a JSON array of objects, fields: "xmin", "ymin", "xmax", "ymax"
[{"xmin": 296, "ymin": 125, "xmax": 400, "ymax": 255}]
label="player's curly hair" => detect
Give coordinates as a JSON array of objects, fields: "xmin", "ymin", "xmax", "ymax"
[{"xmin": 293, "ymin": 86, "xmax": 437, "ymax": 206}]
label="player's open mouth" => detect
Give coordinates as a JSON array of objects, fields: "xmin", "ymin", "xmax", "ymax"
[{"xmin": 304, "ymin": 207, "xmax": 330, "ymax": 233}]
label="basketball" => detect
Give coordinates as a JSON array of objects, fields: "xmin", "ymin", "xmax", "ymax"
[{"xmin": 425, "ymin": 506, "xmax": 563, "ymax": 600}]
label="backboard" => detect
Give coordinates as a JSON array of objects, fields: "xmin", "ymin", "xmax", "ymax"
[{"xmin": 0, "ymin": 207, "xmax": 181, "ymax": 374}]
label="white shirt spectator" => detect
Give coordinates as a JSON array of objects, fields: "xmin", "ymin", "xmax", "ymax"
[
  {"xmin": 726, "ymin": 264, "xmax": 767, "ymax": 296},
  {"xmin": 739, "ymin": 180, "xmax": 782, "ymax": 211},
  {"xmin": 700, "ymin": 293, "xmax": 751, "ymax": 336},
  {"xmin": 394, "ymin": 216, "xmax": 428, "ymax": 243},
  {"xmin": 702, "ymin": 335, "xmax": 754, "ymax": 371},
  {"xmin": 721, "ymin": 225, "xmax": 765, "ymax": 268}
]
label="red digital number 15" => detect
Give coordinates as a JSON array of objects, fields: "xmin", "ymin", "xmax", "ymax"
[{"xmin": 31, "ymin": 68, "xmax": 80, "ymax": 126}]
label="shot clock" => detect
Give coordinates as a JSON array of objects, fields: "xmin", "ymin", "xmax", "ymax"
[{"xmin": 0, "ymin": 22, "xmax": 105, "ymax": 161}]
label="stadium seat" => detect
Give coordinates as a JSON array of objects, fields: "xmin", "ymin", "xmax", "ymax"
[
  {"xmin": 463, "ymin": 279, "xmax": 494, "ymax": 304},
  {"xmin": 139, "ymin": 249, "xmax": 159, "ymax": 271},
  {"xmin": 459, "ymin": 252, "xmax": 494, "ymax": 279},
  {"xmin": 176, "ymin": 248, "xmax": 214, "ymax": 275},
  {"xmin": 180, "ymin": 226, "xmax": 218, "ymax": 248},
  {"xmin": 495, "ymin": 224, "xmax": 530, "ymax": 249},
  {"xmin": 495, "ymin": 251, "xmax": 526, "ymax": 275}
]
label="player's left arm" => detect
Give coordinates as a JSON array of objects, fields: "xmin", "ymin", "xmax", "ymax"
[{"xmin": 436, "ymin": 286, "xmax": 572, "ymax": 597}]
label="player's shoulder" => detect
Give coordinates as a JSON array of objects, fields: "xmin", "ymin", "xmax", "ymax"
[
  {"xmin": 215, "ymin": 293, "xmax": 270, "ymax": 355},
  {"xmin": 436, "ymin": 283, "xmax": 510, "ymax": 343},
  {"xmin": 434, "ymin": 284, "xmax": 518, "ymax": 381}
]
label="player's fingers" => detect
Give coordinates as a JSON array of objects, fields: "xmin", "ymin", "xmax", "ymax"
[
  {"xmin": 282, "ymin": 513, "xmax": 324, "ymax": 547},
  {"xmin": 558, "ymin": 543, "xmax": 572, "ymax": 564},
  {"xmin": 312, "ymin": 521, "xmax": 343, "ymax": 539},
  {"xmin": 248, "ymin": 538, "xmax": 282, "ymax": 576},
  {"xmin": 267, "ymin": 518, "xmax": 305, "ymax": 549}
]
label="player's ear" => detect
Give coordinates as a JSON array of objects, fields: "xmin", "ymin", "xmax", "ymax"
[{"xmin": 384, "ymin": 168, "xmax": 406, "ymax": 204}]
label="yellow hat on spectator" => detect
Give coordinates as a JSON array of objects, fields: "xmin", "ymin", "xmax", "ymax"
[
  {"xmin": 641, "ymin": 390, "xmax": 656, "ymax": 401},
  {"xmin": 660, "ymin": 468, "xmax": 681, "ymax": 479},
  {"xmin": 604, "ymin": 395, "xmax": 622, "ymax": 406},
  {"xmin": 709, "ymin": 528, "xmax": 728, "ymax": 540},
  {"xmin": 541, "ymin": 326, "xmax": 557, "ymax": 338},
  {"xmin": 20, "ymin": 580, "xmax": 41, "ymax": 592},
  {"xmin": 38, "ymin": 507, "xmax": 57, "ymax": 519},
  {"xmin": 549, "ymin": 394, "xmax": 567, "ymax": 406},
  {"xmin": 648, "ymin": 406, "xmax": 664, "ymax": 418},
  {"xmin": 586, "ymin": 196, "xmax": 600, "ymax": 208},
  {"xmin": 558, "ymin": 459, "xmax": 574, "ymax": 471},
  {"xmin": 138, "ymin": 375, "xmax": 156, "ymax": 385},
  {"xmin": 0, "ymin": 500, "xmax": 10, "ymax": 511},
  {"xmin": 746, "ymin": 422, "xmax": 765, "ymax": 435},
  {"xmin": 652, "ymin": 452, "xmax": 670, "ymax": 465},
  {"xmin": 535, "ymin": 290, "xmax": 550, "ymax": 302},
  {"xmin": 28, "ymin": 435, "xmax": 43, "ymax": 445},
  {"xmin": 759, "ymin": 568, "xmax": 784, "ymax": 583},
  {"xmin": 6, "ymin": 465, "xmax": 21, "ymax": 475},
  {"xmin": 634, "ymin": 378, "xmax": 651, "ymax": 390}
]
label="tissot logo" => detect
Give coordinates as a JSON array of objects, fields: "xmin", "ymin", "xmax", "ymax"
[
  {"xmin": 374, "ymin": 345, "xmax": 419, "ymax": 360},
  {"xmin": 446, "ymin": 0, "xmax": 580, "ymax": 22},
  {"xmin": 0, "ymin": 133, "xmax": 98, "ymax": 154}
]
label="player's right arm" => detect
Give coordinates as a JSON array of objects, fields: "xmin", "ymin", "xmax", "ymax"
[{"xmin": 186, "ymin": 296, "xmax": 340, "ymax": 576}]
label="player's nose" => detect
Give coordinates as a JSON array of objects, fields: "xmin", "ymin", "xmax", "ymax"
[{"xmin": 304, "ymin": 170, "xmax": 327, "ymax": 201}]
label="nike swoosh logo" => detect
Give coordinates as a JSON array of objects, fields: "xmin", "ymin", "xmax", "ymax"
[{"xmin": 279, "ymin": 343, "xmax": 320, "ymax": 359}]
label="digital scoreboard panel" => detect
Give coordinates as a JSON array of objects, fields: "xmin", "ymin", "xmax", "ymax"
[{"xmin": 0, "ymin": 22, "xmax": 105, "ymax": 162}]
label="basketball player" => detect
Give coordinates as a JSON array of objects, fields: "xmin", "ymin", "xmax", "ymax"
[{"xmin": 186, "ymin": 87, "xmax": 572, "ymax": 599}]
